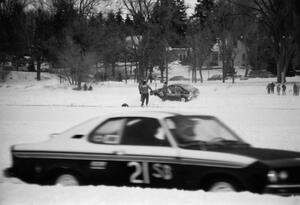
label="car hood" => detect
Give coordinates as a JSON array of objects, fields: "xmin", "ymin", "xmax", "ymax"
[
  {"xmin": 213, "ymin": 146, "xmax": 300, "ymax": 167},
  {"xmin": 213, "ymin": 147, "xmax": 300, "ymax": 160}
]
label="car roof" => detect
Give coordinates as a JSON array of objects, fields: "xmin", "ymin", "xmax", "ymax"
[
  {"xmin": 98, "ymin": 110, "xmax": 181, "ymax": 119},
  {"xmin": 96, "ymin": 110, "xmax": 210, "ymax": 119},
  {"xmin": 58, "ymin": 110, "xmax": 208, "ymax": 137},
  {"xmin": 169, "ymin": 83, "xmax": 194, "ymax": 87}
]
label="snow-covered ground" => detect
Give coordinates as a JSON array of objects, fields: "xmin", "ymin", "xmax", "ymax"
[{"xmin": 0, "ymin": 65, "xmax": 300, "ymax": 205}]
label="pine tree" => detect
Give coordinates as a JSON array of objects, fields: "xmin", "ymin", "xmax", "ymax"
[
  {"xmin": 124, "ymin": 14, "xmax": 134, "ymax": 35},
  {"xmin": 115, "ymin": 9, "xmax": 123, "ymax": 25},
  {"xmin": 170, "ymin": 0, "xmax": 188, "ymax": 47}
]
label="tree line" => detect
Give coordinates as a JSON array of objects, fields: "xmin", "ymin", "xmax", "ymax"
[{"xmin": 0, "ymin": 0, "xmax": 299, "ymax": 87}]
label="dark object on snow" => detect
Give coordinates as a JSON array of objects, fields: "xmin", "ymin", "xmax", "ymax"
[
  {"xmin": 83, "ymin": 83, "xmax": 88, "ymax": 91},
  {"xmin": 88, "ymin": 85, "xmax": 93, "ymax": 91},
  {"xmin": 122, "ymin": 103, "xmax": 129, "ymax": 107}
]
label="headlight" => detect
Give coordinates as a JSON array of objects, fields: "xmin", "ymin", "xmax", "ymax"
[
  {"xmin": 278, "ymin": 171, "xmax": 288, "ymax": 180},
  {"xmin": 267, "ymin": 170, "xmax": 278, "ymax": 182},
  {"xmin": 267, "ymin": 170, "xmax": 289, "ymax": 183}
]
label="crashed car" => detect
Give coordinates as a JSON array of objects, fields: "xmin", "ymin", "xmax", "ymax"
[
  {"xmin": 4, "ymin": 111, "xmax": 300, "ymax": 195},
  {"xmin": 151, "ymin": 83, "xmax": 199, "ymax": 102}
]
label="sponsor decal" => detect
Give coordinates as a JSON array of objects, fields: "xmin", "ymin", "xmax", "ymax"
[
  {"xmin": 127, "ymin": 162, "xmax": 172, "ymax": 184},
  {"xmin": 90, "ymin": 161, "xmax": 107, "ymax": 169}
]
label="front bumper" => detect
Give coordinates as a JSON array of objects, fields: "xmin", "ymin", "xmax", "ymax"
[
  {"xmin": 264, "ymin": 184, "xmax": 300, "ymax": 196},
  {"xmin": 3, "ymin": 167, "xmax": 15, "ymax": 178}
]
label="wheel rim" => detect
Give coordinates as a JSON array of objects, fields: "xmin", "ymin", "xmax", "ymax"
[
  {"xmin": 180, "ymin": 97, "xmax": 186, "ymax": 102},
  {"xmin": 208, "ymin": 181, "xmax": 236, "ymax": 192},
  {"xmin": 55, "ymin": 174, "xmax": 79, "ymax": 186}
]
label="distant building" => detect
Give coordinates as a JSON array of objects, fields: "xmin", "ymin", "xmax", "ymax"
[
  {"xmin": 125, "ymin": 35, "xmax": 248, "ymax": 70},
  {"xmin": 205, "ymin": 39, "xmax": 248, "ymax": 68},
  {"xmin": 125, "ymin": 35, "xmax": 143, "ymax": 49},
  {"xmin": 168, "ymin": 47, "xmax": 190, "ymax": 62}
]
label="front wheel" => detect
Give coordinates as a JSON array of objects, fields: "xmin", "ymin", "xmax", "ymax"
[
  {"xmin": 53, "ymin": 173, "xmax": 81, "ymax": 186},
  {"xmin": 205, "ymin": 178, "xmax": 242, "ymax": 192},
  {"xmin": 180, "ymin": 97, "xmax": 187, "ymax": 102}
]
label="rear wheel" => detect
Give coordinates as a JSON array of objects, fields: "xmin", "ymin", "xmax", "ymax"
[{"xmin": 53, "ymin": 172, "xmax": 81, "ymax": 186}]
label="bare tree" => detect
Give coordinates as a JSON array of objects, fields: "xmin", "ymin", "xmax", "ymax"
[
  {"xmin": 232, "ymin": 0, "xmax": 299, "ymax": 83},
  {"xmin": 123, "ymin": 0, "xmax": 156, "ymax": 22},
  {"xmin": 57, "ymin": 36, "xmax": 97, "ymax": 87},
  {"xmin": 122, "ymin": 0, "xmax": 158, "ymax": 82}
]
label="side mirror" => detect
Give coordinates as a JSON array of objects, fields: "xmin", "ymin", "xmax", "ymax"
[{"xmin": 50, "ymin": 133, "xmax": 59, "ymax": 138}]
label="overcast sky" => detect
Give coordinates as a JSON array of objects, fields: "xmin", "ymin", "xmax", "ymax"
[{"xmin": 101, "ymin": 0, "xmax": 198, "ymax": 16}]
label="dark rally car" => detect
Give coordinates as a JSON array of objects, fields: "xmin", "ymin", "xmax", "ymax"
[
  {"xmin": 152, "ymin": 83, "xmax": 199, "ymax": 102},
  {"xmin": 4, "ymin": 111, "xmax": 300, "ymax": 195}
]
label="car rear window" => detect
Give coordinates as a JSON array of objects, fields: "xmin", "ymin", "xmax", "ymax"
[{"xmin": 89, "ymin": 118, "xmax": 124, "ymax": 144}]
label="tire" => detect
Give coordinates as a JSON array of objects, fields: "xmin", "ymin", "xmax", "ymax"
[
  {"xmin": 205, "ymin": 178, "xmax": 242, "ymax": 192},
  {"xmin": 53, "ymin": 172, "xmax": 81, "ymax": 186},
  {"xmin": 180, "ymin": 97, "xmax": 187, "ymax": 102}
]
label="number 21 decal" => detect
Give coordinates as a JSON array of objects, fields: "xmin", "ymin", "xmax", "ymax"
[{"xmin": 127, "ymin": 162, "xmax": 172, "ymax": 184}]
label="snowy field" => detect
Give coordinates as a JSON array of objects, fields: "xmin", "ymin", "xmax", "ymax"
[{"xmin": 0, "ymin": 67, "xmax": 300, "ymax": 205}]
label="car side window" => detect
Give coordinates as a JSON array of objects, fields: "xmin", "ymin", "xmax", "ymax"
[
  {"xmin": 121, "ymin": 118, "xmax": 170, "ymax": 146},
  {"xmin": 89, "ymin": 118, "xmax": 124, "ymax": 144},
  {"xmin": 174, "ymin": 86, "xmax": 182, "ymax": 94},
  {"xmin": 168, "ymin": 86, "xmax": 176, "ymax": 93}
]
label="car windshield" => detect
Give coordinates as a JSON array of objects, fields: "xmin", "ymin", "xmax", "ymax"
[{"xmin": 165, "ymin": 115, "xmax": 248, "ymax": 150}]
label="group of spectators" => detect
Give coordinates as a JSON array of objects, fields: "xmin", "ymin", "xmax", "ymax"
[{"xmin": 266, "ymin": 82, "xmax": 299, "ymax": 95}]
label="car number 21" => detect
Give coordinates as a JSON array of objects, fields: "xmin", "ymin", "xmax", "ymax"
[{"xmin": 127, "ymin": 162, "xmax": 172, "ymax": 184}]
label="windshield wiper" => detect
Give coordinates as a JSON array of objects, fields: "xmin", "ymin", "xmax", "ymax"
[
  {"xmin": 207, "ymin": 139, "xmax": 250, "ymax": 148},
  {"xmin": 179, "ymin": 140, "xmax": 207, "ymax": 149}
]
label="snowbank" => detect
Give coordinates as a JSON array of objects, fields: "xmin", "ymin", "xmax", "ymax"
[{"xmin": 1, "ymin": 183, "xmax": 299, "ymax": 205}]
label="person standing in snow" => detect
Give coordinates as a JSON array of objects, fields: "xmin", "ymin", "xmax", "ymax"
[
  {"xmin": 139, "ymin": 80, "xmax": 153, "ymax": 107},
  {"xmin": 276, "ymin": 84, "xmax": 281, "ymax": 95},
  {"xmin": 293, "ymin": 83, "xmax": 299, "ymax": 96},
  {"xmin": 162, "ymin": 81, "xmax": 169, "ymax": 100},
  {"xmin": 270, "ymin": 82, "xmax": 275, "ymax": 94},
  {"xmin": 266, "ymin": 83, "xmax": 271, "ymax": 94},
  {"xmin": 281, "ymin": 84, "xmax": 286, "ymax": 95}
]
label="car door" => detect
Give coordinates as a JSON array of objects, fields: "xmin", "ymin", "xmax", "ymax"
[
  {"xmin": 167, "ymin": 85, "xmax": 179, "ymax": 101},
  {"xmin": 116, "ymin": 117, "xmax": 181, "ymax": 188},
  {"xmin": 87, "ymin": 117, "xmax": 127, "ymax": 185}
]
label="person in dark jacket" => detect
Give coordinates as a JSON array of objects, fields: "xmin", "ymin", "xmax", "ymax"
[
  {"xmin": 276, "ymin": 84, "xmax": 281, "ymax": 95},
  {"xmin": 266, "ymin": 83, "xmax": 271, "ymax": 94},
  {"xmin": 282, "ymin": 84, "xmax": 286, "ymax": 95},
  {"xmin": 83, "ymin": 83, "xmax": 88, "ymax": 91},
  {"xmin": 162, "ymin": 81, "xmax": 169, "ymax": 100},
  {"xmin": 270, "ymin": 82, "xmax": 275, "ymax": 94},
  {"xmin": 139, "ymin": 80, "xmax": 153, "ymax": 107},
  {"xmin": 293, "ymin": 83, "xmax": 299, "ymax": 96}
]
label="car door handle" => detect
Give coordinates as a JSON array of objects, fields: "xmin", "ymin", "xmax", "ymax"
[{"xmin": 113, "ymin": 150, "xmax": 125, "ymax": 155}]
